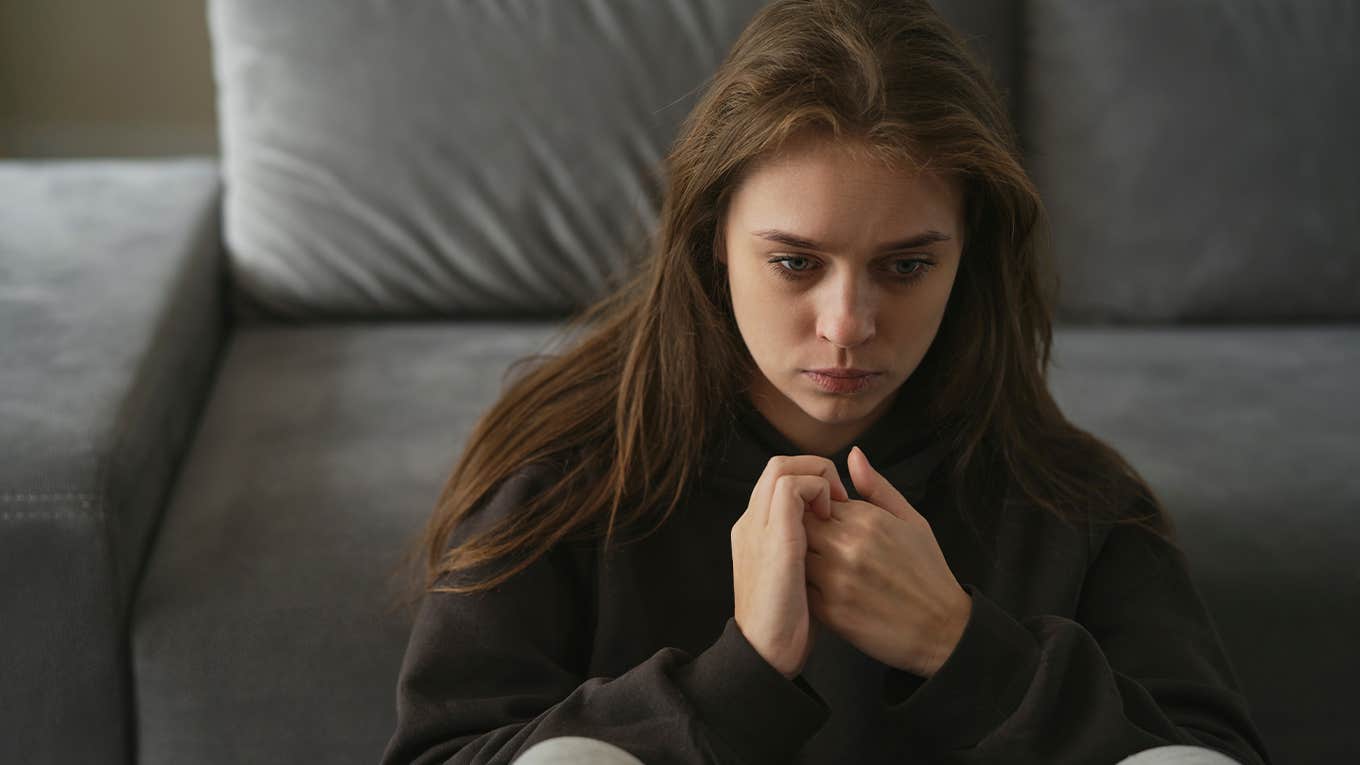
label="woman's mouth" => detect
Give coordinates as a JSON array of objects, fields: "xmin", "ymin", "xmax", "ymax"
[{"xmin": 804, "ymin": 370, "xmax": 881, "ymax": 394}]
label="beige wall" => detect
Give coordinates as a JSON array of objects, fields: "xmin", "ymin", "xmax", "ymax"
[{"xmin": 0, "ymin": 0, "xmax": 218, "ymax": 158}]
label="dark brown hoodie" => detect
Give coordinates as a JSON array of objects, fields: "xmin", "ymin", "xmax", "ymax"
[{"xmin": 381, "ymin": 388, "xmax": 1271, "ymax": 764}]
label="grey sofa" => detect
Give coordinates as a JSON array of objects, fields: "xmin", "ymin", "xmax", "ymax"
[{"xmin": 2, "ymin": 1, "xmax": 1356, "ymax": 763}]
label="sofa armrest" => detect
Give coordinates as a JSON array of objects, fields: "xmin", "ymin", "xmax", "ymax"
[{"xmin": 0, "ymin": 157, "xmax": 228, "ymax": 765}]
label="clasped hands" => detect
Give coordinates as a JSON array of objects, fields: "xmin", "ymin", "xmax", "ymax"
[{"xmin": 803, "ymin": 445, "xmax": 972, "ymax": 679}]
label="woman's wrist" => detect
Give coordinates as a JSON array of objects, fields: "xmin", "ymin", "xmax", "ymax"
[{"xmin": 922, "ymin": 586, "xmax": 972, "ymax": 678}]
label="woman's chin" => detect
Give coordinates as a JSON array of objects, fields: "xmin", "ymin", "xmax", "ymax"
[{"xmin": 795, "ymin": 392, "xmax": 883, "ymax": 423}]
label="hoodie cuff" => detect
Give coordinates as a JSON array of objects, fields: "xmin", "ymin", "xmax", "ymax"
[
  {"xmin": 884, "ymin": 584, "xmax": 1039, "ymax": 751},
  {"xmin": 675, "ymin": 617, "xmax": 830, "ymax": 763}
]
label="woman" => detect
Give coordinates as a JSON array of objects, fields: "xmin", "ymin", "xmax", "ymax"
[{"xmin": 381, "ymin": 1, "xmax": 1271, "ymax": 763}]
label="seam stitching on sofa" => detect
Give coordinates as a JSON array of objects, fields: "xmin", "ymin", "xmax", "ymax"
[
  {"xmin": 0, "ymin": 492, "xmax": 99, "ymax": 502},
  {"xmin": 2, "ymin": 509, "xmax": 107, "ymax": 521}
]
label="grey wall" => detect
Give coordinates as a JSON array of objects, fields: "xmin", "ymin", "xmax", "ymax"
[{"xmin": 0, "ymin": 0, "xmax": 218, "ymax": 157}]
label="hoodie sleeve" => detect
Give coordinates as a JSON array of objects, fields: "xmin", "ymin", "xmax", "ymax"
[
  {"xmin": 879, "ymin": 517, "xmax": 1273, "ymax": 765},
  {"xmin": 380, "ymin": 464, "xmax": 831, "ymax": 765}
]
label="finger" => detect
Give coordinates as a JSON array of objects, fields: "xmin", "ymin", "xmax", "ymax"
[
  {"xmin": 750, "ymin": 455, "xmax": 849, "ymax": 526},
  {"xmin": 848, "ymin": 445, "xmax": 921, "ymax": 522},
  {"xmin": 752, "ymin": 455, "xmax": 847, "ymax": 514},
  {"xmin": 769, "ymin": 474, "xmax": 832, "ymax": 533},
  {"xmin": 802, "ymin": 505, "xmax": 840, "ymax": 555}
]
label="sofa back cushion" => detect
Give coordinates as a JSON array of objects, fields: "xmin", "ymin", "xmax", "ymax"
[
  {"xmin": 208, "ymin": 0, "xmax": 1018, "ymax": 322},
  {"xmin": 1025, "ymin": 0, "xmax": 1360, "ymax": 322}
]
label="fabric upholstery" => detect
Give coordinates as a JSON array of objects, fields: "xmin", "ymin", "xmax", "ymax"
[
  {"xmin": 130, "ymin": 321, "xmax": 1357, "ymax": 764},
  {"xmin": 0, "ymin": 158, "xmax": 227, "ymax": 765},
  {"xmin": 131, "ymin": 321, "xmax": 571, "ymax": 763},
  {"xmin": 207, "ymin": 0, "xmax": 1019, "ymax": 322},
  {"xmin": 1024, "ymin": 0, "xmax": 1360, "ymax": 322},
  {"xmin": 1048, "ymin": 326, "xmax": 1360, "ymax": 764}
]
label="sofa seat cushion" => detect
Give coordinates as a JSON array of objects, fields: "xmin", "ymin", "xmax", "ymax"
[
  {"xmin": 130, "ymin": 320, "xmax": 569, "ymax": 764},
  {"xmin": 1048, "ymin": 325, "xmax": 1360, "ymax": 765},
  {"xmin": 131, "ymin": 322, "xmax": 1357, "ymax": 764}
]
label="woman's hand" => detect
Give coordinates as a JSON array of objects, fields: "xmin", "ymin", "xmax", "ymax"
[
  {"xmin": 803, "ymin": 446, "xmax": 972, "ymax": 679},
  {"xmin": 731, "ymin": 455, "xmax": 847, "ymax": 679}
]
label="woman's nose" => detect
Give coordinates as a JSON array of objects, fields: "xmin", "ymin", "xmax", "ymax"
[{"xmin": 816, "ymin": 275, "xmax": 876, "ymax": 347}]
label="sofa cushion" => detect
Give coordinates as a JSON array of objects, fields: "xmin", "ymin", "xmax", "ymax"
[
  {"xmin": 130, "ymin": 321, "xmax": 572, "ymax": 763},
  {"xmin": 1047, "ymin": 325, "xmax": 1360, "ymax": 764},
  {"xmin": 208, "ymin": 0, "xmax": 1019, "ymax": 322},
  {"xmin": 1024, "ymin": 0, "xmax": 1360, "ymax": 322}
]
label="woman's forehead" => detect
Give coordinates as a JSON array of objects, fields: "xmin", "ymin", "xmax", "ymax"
[{"xmin": 729, "ymin": 144, "xmax": 963, "ymax": 241}]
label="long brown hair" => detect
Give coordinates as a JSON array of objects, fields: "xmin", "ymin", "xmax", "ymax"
[{"xmin": 387, "ymin": 0, "xmax": 1173, "ymax": 613}]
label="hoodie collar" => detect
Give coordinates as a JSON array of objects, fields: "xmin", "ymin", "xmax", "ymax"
[{"xmin": 706, "ymin": 377, "xmax": 953, "ymax": 507}]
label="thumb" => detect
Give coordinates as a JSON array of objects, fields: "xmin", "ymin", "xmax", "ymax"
[{"xmin": 848, "ymin": 445, "xmax": 919, "ymax": 523}]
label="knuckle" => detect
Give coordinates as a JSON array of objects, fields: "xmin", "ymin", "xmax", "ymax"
[{"xmin": 843, "ymin": 542, "xmax": 865, "ymax": 572}]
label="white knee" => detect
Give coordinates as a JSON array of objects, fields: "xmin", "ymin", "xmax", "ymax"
[
  {"xmin": 1115, "ymin": 745, "xmax": 1243, "ymax": 765},
  {"xmin": 513, "ymin": 736, "xmax": 646, "ymax": 765}
]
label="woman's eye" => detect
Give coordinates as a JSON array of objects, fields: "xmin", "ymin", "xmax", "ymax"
[
  {"xmin": 766, "ymin": 255, "xmax": 933, "ymax": 283},
  {"xmin": 765, "ymin": 256, "xmax": 814, "ymax": 281}
]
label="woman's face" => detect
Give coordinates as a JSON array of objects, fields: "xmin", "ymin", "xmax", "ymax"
[{"xmin": 718, "ymin": 132, "xmax": 965, "ymax": 456}]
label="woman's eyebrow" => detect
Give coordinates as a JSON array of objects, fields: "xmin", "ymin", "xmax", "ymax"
[{"xmin": 750, "ymin": 228, "xmax": 952, "ymax": 252}]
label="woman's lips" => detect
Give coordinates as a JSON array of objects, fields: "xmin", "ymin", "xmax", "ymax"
[
  {"xmin": 806, "ymin": 368, "xmax": 877, "ymax": 378},
  {"xmin": 804, "ymin": 370, "xmax": 881, "ymax": 393}
]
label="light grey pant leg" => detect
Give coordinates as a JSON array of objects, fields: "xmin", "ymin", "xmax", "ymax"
[
  {"xmin": 510, "ymin": 739, "xmax": 1239, "ymax": 765},
  {"xmin": 512, "ymin": 736, "xmax": 646, "ymax": 765},
  {"xmin": 1115, "ymin": 745, "xmax": 1243, "ymax": 765},
  {"xmin": 510, "ymin": 739, "xmax": 1238, "ymax": 765}
]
